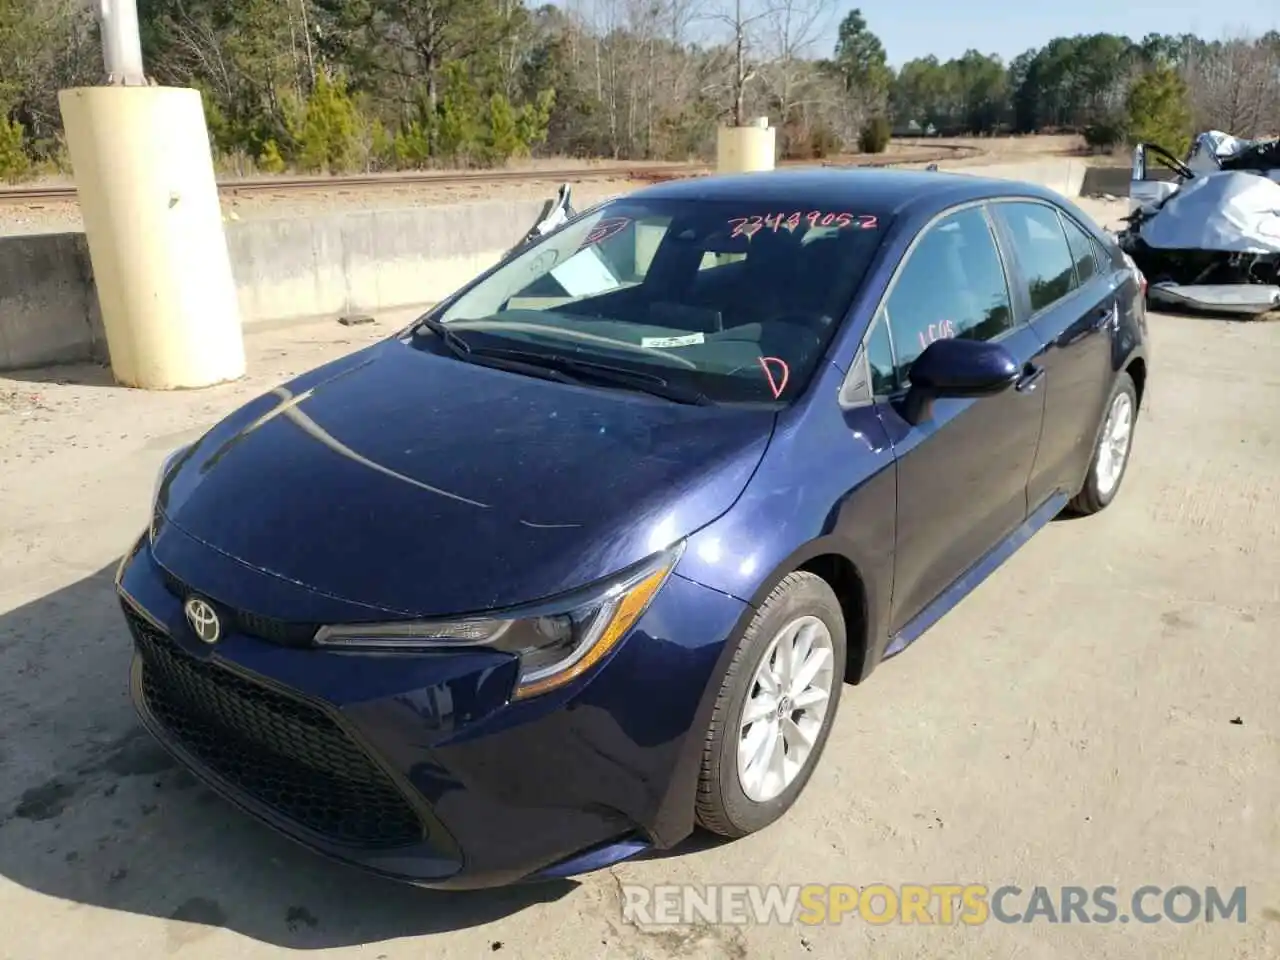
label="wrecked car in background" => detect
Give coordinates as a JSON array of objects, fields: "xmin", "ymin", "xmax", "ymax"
[
  {"xmin": 1120, "ymin": 131, "xmax": 1280, "ymax": 317},
  {"xmin": 1186, "ymin": 130, "xmax": 1280, "ymax": 180}
]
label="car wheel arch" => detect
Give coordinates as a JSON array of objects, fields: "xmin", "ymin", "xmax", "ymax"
[
  {"xmin": 740, "ymin": 538, "xmax": 877, "ymax": 685},
  {"xmin": 1125, "ymin": 356, "xmax": 1147, "ymax": 409}
]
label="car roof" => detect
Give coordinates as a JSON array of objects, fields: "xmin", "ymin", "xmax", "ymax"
[{"xmin": 628, "ymin": 167, "xmax": 1069, "ymax": 220}]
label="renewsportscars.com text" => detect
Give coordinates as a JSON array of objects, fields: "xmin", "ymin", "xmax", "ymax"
[{"xmin": 621, "ymin": 883, "xmax": 1248, "ymax": 926}]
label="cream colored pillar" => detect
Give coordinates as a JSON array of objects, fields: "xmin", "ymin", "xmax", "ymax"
[
  {"xmin": 716, "ymin": 118, "xmax": 777, "ymax": 174},
  {"xmin": 58, "ymin": 86, "xmax": 245, "ymax": 389}
]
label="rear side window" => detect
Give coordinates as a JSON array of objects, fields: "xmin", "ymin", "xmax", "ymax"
[
  {"xmin": 1060, "ymin": 215, "xmax": 1098, "ymax": 284},
  {"xmin": 881, "ymin": 207, "xmax": 1014, "ymax": 384},
  {"xmin": 1092, "ymin": 236, "xmax": 1117, "ymax": 274},
  {"xmin": 993, "ymin": 202, "xmax": 1077, "ymax": 313}
]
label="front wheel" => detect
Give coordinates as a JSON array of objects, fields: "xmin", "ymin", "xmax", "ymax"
[
  {"xmin": 1070, "ymin": 371, "xmax": 1138, "ymax": 515},
  {"xmin": 695, "ymin": 572, "xmax": 846, "ymax": 838}
]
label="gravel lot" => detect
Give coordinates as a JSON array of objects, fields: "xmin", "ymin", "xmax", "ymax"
[{"xmin": 0, "ymin": 197, "xmax": 1276, "ymax": 959}]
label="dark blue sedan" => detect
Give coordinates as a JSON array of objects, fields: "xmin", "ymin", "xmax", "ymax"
[{"xmin": 116, "ymin": 169, "xmax": 1148, "ymax": 889}]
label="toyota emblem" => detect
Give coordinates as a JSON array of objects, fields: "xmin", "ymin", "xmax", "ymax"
[{"xmin": 184, "ymin": 596, "xmax": 221, "ymax": 644}]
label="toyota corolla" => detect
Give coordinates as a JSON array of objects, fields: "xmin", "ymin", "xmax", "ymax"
[{"xmin": 116, "ymin": 169, "xmax": 1148, "ymax": 889}]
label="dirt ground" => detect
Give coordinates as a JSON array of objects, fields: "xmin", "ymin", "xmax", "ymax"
[
  {"xmin": 0, "ymin": 177, "xmax": 646, "ymax": 238},
  {"xmin": 1, "ymin": 197, "xmax": 1277, "ymax": 959},
  {"xmin": 899, "ymin": 133, "xmax": 1088, "ymax": 165},
  {"xmin": 0, "ymin": 134, "xmax": 1091, "ymax": 236}
]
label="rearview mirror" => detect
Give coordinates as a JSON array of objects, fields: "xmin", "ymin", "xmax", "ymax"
[{"xmin": 900, "ymin": 337, "xmax": 1019, "ymax": 425}]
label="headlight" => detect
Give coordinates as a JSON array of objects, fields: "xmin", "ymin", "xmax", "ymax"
[
  {"xmin": 313, "ymin": 542, "xmax": 685, "ymax": 700},
  {"xmin": 150, "ymin": 444, "xmax": 191, "ymax": 539}
]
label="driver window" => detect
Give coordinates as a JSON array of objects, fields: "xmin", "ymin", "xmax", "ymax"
[{"xmin": 882, "ymin": 207, "xmax": 1014, "ymax": 385}]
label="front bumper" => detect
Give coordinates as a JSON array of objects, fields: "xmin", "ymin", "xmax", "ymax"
[{"xmin": 115, "ymin": 529, "xmax": 747, "ymax": 888}]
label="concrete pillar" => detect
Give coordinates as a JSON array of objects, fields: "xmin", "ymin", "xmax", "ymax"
[
  {"xmin": 716, "ymin": 118, "xmax": 776, "ymax": 174},
  {"xmin": 58, "ymin": 86, "xmax": 245, "ymax": 388}
]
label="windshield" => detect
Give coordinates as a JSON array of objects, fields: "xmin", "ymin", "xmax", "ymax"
[{"xmin": 417, "ymin": 196, "xmax": 890, "ymax": 404}]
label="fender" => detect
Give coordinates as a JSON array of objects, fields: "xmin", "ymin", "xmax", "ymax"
[{"xmin": 652, "ymin": 531, "xmax": 894, "ymax": 849}]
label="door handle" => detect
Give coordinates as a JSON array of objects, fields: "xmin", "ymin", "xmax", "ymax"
[
  {"xmin": 1090, "ymin": 303, "xmax": 1116, "ymax": 331},
  {"xmin": 1015, "ymin": 363, "xmax": 1046, "ymax": 393}
]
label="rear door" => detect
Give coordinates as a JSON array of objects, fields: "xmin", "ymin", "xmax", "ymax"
[
  {"xmin": 990, "ymin": 201, "xmax": 1115, "ymax": 511},
  {"xmin": 870, "ymin": 204, "xmax": 1049, "ymax": 634}
]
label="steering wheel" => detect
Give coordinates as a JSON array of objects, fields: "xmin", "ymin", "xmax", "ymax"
[{"xmin": 450, "ymin": 319, "xmax": 700, "ymax": 369}]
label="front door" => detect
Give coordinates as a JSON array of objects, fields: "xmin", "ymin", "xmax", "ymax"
[{"xmin": 870, "ymin": 204, "xmax": 1049, "ymax": 634}]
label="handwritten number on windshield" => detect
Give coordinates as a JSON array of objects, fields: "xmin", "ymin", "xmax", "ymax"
[
  {"xmin": 583, "ymin": 217, "xmax": 632, "ymax": 245},
  {"xmin": 728, "ymin": 212, "xmax": 878, "ymax": 239}
]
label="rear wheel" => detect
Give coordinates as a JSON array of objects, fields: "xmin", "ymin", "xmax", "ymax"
[
  {"xmin": 695, "ymin": 572, "xmax": 846, "ymax": 838},
  {"xmin": 1070, "ymin": 371, "xmax": 1138, "ymax": 515}
]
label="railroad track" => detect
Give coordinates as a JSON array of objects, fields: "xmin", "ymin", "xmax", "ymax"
[{"xmin": 0, "ymin": 145, "xmax": 978, "ymax": 205}]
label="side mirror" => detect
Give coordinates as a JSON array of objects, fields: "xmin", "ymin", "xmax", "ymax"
[{"xmin": 900, "ymin": 337, "xmax": 1019, "ymax": 425}]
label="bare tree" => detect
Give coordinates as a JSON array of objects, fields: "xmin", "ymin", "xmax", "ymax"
[
  {"xmin": 703, "ymin": 0, "xmax": 780, "ymax": 125},
  {"xmin": 1184, "ymin": 36, "xmax": 1280, "ymax": 137},
  {"xmin": 564, "ymin": 0, "xmax": 715, "ymax": 159},
  {"xmin": 758, "ymin": 0, "xmax": 837, "ymax": 126}
]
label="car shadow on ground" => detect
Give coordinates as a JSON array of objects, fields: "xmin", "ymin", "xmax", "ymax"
[{"xmin": 0, "ymin": 563, "xmax": 608, "ymax": 948}]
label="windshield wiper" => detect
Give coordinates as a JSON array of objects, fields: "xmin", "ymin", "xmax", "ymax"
[
  {"xmin": 414, "ymin": 316, "xmax": 473, "ymax": 358},
  {"xmin": 414, "ymin": 318, "xmax": 582, "ymax": 385},
  {"xmin": 413, "ymin": 323, "xmax": 712, "ymax": 403},
  {"xmin": 471, "ymin": 347, "xmax": 714, "ymax": 405}
]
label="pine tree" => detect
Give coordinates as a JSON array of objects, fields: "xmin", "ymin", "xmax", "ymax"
[{"xmin": 1126, "ymin": 65, "xmax": 1192, "ymax": 154}]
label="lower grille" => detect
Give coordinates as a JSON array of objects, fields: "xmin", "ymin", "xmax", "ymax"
[{"xmin": 124, "ymin": 603, "xmax": 423, "ymax": 848}]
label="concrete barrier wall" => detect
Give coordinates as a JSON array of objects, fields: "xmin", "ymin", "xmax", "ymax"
[
  {"xmin": 0, "ymin": 233, "xmax": 106, "ymax": 369},
  {"xmin": 1079, "ymin": 165, "xmax": 1176, "ymax": 198},
  {"xmin": 934, "ymin": 158, "xmax": 1088, "ymax": 200},
  {"xmin": 225, "ymin": 198, "xmax": 561, "ymax": 326},
  {"xmin": 0, "ymin": 197, "xmax": 564, "ymax": 372}
]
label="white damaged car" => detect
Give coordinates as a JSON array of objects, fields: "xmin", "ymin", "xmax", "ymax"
[{"xmin": 1121, "ymin": 132, "xmax": 1280, "ymax": 316}]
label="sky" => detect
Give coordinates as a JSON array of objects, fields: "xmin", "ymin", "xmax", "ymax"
[
  {"xmin": 551, "ymin": 1, "xmax": 1279, "ymax": 68},
  {"xmin": 818, "ymin": 1, "xmax": 1278, "ymax": 66}
]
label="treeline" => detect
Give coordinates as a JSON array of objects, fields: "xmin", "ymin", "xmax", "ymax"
[
  {"xmin": 1, "ymin": 0, "xmax": 1279, "ymax": 183},
  {"xmin": 893, "ymin": 32, "xmax": 1280, "ymax": 152}
]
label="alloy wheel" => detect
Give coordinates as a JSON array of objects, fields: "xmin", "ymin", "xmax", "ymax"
[
  {"xmin": 1095, "ymin": 392, "xmax": 1134, "ymax": 497},
  {"xmin": 736, "ymin": 615, "xmax": 835, "ymax": 803}
]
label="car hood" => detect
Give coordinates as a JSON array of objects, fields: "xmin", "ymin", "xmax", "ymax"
[{"xmin": 158, "ymin": 339, "xmax": 775, "ymax": 617}]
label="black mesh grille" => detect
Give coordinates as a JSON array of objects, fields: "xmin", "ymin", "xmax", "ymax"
[
  {"xmin": 157, "ymin": 566, "xmax": 318, "ymax": 647},
  {"xmin": 125, "ymin": 603, "xmax": 423, "ymax": 848}
]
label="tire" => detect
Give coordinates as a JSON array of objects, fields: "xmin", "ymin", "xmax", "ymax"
[
  {"xmin": 695, "ymin": 571, "xmax": 847, "ymax": 838},
  {"xmin": 1069, "ymin": 371, "xmax": 1138, "ymax": 516}
]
